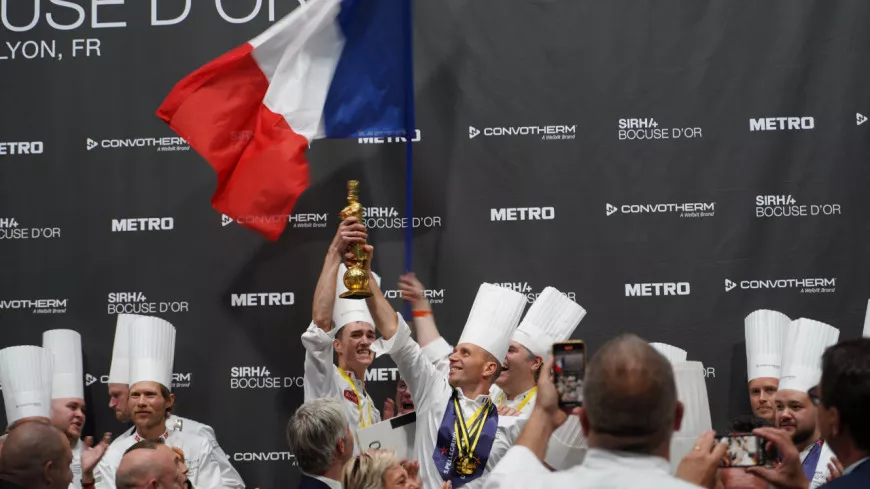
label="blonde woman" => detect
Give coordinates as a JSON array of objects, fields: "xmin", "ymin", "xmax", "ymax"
[{"xmin": 342, "ymin": 450, "xmax": 451, "ymax": 489}]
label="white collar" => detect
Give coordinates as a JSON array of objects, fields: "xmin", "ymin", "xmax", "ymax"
[
  {"xmin": 844, "ymin": 457, "xmax": 870, "ymax": 475},
  {"xmin": 503, "ymin": 385, "xmax": 536, "ymax": 402},
  {"xmin": 455, "ymin": 386, "xmax": 491, "ymax": 403},
  {"xmin": 584, "ymin": 448, "xmax": 671, "ymax": 473},
  {"xmin": 302, "ymin": 472, "xmax": 342, "ymax": 489}
]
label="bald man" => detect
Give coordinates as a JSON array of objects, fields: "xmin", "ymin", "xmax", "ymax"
[
  {"xmin": 116, "ymin": 440, "xmax": 188, "ymax": 489},
  {"xmin": 0, "ymin": 420, "xmax": 74, "ymax": 489}
]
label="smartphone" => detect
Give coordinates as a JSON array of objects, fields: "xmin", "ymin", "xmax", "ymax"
[
  {"xmin": 553, "ymin": 340, "xmax": 586, "ymax": 408},
  {"xmin": 717, "ymin": 433, "xmax": 773, "ymax": 467}
]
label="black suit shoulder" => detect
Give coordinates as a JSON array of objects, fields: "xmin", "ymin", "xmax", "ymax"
[
  {"xmin": 297, "ymin": 474, "xmax": 333, "ymax": 489},
  {"xmin": 821, "ymin": 460, "xmax": 870, "ymax": 489}
]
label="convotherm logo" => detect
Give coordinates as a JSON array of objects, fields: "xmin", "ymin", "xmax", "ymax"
[
  {"xmin": 605, "ymin": 202, "xmax": 715, "ymax": 219},
  {"xmin": 362, "ymin": 207, "xmax": 442, "ymax": 230},
  {"xmin": 111, "ymin": 217, "xmax": 174, "ymax": 232},
  {"xmin": 382, "ymin": 288, "xmax": 446, "ymax": 304},
  {"xmin": 0, "ymin": 140, "xmax": 44, "ymax": 155},
  {"xmin": 858, "ymin": 113, "xmax": 868, "ymax": 126},
  {"xmin": 0, "ymin": 217, "xmax": 62, "ymax": 240},
  {"xmin": 494, "ymin": 282, "xmax": 578, "ymax": 304},
  {"xmin": 468, "ymin": 124, "xmax": 576, "ymax": 141},
  {"xmin": 84, "ymin": 372, "xmax": 190, "ymax": 388},
  {"xmin": 107, "ymin": 292, "xmax": 190, "ymax": 315},
  {"xmin": 617, "ymin": 118, "xmax": 703, "ymax": 141},
  {"xmin": 230, "ymin": 366, "xmax": 304, "ymax": 389},
  {"xmin": 490, "ymin": 207, "xmax": 555, "ymax": 222},
  {"xmin": 625, "ymin": 282, "xmax": 691, "ymax": 297},
  {"xmin": 358, "ymin": 130, "xmax": 422, "ymax": 144},
  {"xmin": 232, "ymin": 452, "xmax": 296, "ymax": 464},
  {"xmin": 755, "ymin": 195, "xmax": 841, "ymax": 218},
  {"xmin": 749, "ymin": 117, "xmax": 814, "ymax": 132},
  {"xmin": 221, "ymin": 213, "xmax": 329, "ymax": 229},
  {"xmin": 0, "ymin": 298, "xmax": 68, "ymax": 315},
  {"xmin": 724, "ymin": 277, "xmax": 836, "ymax": 294},
  {"xmin": 86, "ymin": 136, "xmax": 189, "ymax": 152},
  {"xmin": 230, "ymin": 293, "xmax": 295, "ymax": 307}
]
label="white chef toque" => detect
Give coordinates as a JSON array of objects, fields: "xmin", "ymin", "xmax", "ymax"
[
  {"xmin": 109, "ymin": 314, "xmax": 144, "ymax": 384},
  {"xmin": 669, "ymin": 361, "xmax": 712, "ymax": 472},
  {"xmin": 0, "ymin": 346, "xmax": 54, "ymax": 424},
  {"xmin": 650, "ymin": 343, "xmax": 688, "ymax": 364},
  {"xmin": 333, "ymin": 263, "xmax": 382, "ymax": 332},
  {"xmin": 512, "ymin": 287, "xmax": 586, "ymax": 358},
  {"xmin": 128, "ymin": 316, "xmax": 177, "ymax": 391},
  {"xmin": 779, "ymin": 318, "xmax": 839, "ymax": 393},
  {"xmin": 863, "ymin": 299, "xmax": 870, "ymax": 338},
  {"xmin": 744, "ymin": 309, "xmax": 789, "ymax": 381},
  {"xmin": 42, "ymin": 329, "xmax": 84, "ymax": 400},
  {"xmin": 457, "ymin": 283, "xmax": 526, "ymax": 363},
  {"xmin": 543, "ymin": 415, "xmax": 587, "ymax": 470}
]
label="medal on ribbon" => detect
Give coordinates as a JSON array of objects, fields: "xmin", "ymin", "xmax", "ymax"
[{"xmin": 432, "ymin": 391, "xmax": 499, "ymax": 487}]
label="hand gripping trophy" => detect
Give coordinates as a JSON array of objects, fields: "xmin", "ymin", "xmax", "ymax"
[{"xmin": 338, "ymin": 180, "xmax": 373, "ymax": 299}]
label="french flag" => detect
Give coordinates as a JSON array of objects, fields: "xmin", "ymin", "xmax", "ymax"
[{"xmin": 157, "ymin": 0, "xmax": 413, "ymax": 241}]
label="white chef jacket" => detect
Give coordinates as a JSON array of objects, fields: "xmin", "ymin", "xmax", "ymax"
[
  {"xmin": 302, "ymin": 322, "xmax": 381, "ymax": 455},
  {"xmin": 484, "ymin": 446, "xmax": 703, "ymax": 489},
  {"xmin": 96, "ymin": 430, "xmax": 228, "ymax": 489},
  {"xmin": 69, "ymin": 439, "xmax": 84, "ymax": 489},
  {"xmin": 376, "ymin": 314, "xmax": 523, "ymax": 489},
  {"xmin": 420, "ymin": 334, "xmax": 587, "ymax": 470},
  {"xmin": 117, "ymin": 414, "xmax": 244, "ymax": 488},
  {"xmin": 800, "ymin": 439, "xmax": 835, "ymax": 489}
]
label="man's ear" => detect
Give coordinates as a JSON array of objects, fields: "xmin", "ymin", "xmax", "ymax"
[
  {"xmin": 167, "ymin": 393, "xmax": 176, "ymax": 411},
  {"xmin": 532, "ymin": 356, "xmax": 543, "ymax": 373},
  {"xmin": 483, "ymin": 361, "xmax": 497, "ymax": 379},
  {"xmin": 578, "ymin": 408, "xmax": 591, "ymax": 437},
  {"xmin": 42, "ymin": 459, "xmax": 54, "ymax": 483},
  {"xmin": 334, "ymin": 338, "xmax": 344, "ymax": 355}
]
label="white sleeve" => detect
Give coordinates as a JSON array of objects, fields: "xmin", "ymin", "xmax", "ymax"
[
  {"xmin": 191, "ymin": 424, "xmax": 244, "ymax": 488},
  {"xmin": 372, "ymin": 313, "xmax": 451, "ymax": 410},
  {"xmin": 192, "ymin": 440, "xmax": 234, "ymax": 489},
  {"xmin": 94, "ymin": 448, "xmax": 120, "ymax": 489},
  {"xmin": 421, "ymin": 336, "xmax": 453, "ymax": 376},
  {"xmin": 301, "ymin": 321, "xmax": 341, "ymax": 401},
  {"xmin": 483, "ymin": 445, "xmax": 551, "ymax": 489}
]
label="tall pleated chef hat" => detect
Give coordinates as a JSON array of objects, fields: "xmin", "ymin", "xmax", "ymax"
[
  {"xmin": 0, "ymin": 345, "xmax": 54, "ymax": 424},
  {"xmin": 512, "ymin": 287, "xmax": 586, "ymax": 358},
  {"xmin": 42, "ymin": 329, "xmax": 84, "ymax": 400},
  {"xmin": 779, "ymin": 318, "xmax": 839, "ymax": 393},
  {"xmin": 669, "ymin": 361, "xmax": 712, "ymax": 473},
  {"xmin": 650, "ymin": 343, "xmax": 688, "ymax": 364},
  {"xmin": 744, "ymin": 309, "xmax": 790, "ymax": 382},
  {"xmin": 128, "ymin": 315, "xmax": 177, "ymax": 391},
  {"xmin": 457, "ymin": 283, "xmax": 527, "ymax": 363}
]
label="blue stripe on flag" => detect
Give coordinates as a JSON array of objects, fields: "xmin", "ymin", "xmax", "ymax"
[{"xmin": 323, "ymin": 0, "xmax": 410, "ymax": 139}]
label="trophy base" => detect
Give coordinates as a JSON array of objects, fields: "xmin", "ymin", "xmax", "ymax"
[{"xmin": 339, "ymin": 290, "xmax": 373, "ymax": 300}]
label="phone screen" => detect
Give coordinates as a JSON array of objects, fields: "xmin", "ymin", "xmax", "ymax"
[
  {"xmin": 553, "ymin": 341, "xmax": 586, "ymax": 408},
  {"xmin": 718, "ymin": 434, "xmax": 769, "ymax": 467}
]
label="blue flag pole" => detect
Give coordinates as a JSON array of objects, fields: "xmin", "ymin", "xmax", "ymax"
[{"xmin": 401, "ymin": 0, "xmax": 415, "ymax": 320}]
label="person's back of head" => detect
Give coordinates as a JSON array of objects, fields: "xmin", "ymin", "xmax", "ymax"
[
  {"xmin": 818, "ymin": 338, "xmax": 870, "ymax": 457},
  {"xmin": 581, "ymin": 334, "xmax": 681, "ymax": 455},
  {"xmin": 286, "ymin": 398, "xmax": 353, "ymax": 477},
  {"xmin": 0, "ymin": 420, "xmax": 72, "ymax": 489},
  {"xmin": 117, "ymin": 439, "xmax": 186, "ymax": 489}
]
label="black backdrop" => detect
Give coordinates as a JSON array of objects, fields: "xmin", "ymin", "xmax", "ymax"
[{"xmin": 2, "ymin": 0, "xmax": 869, "ymax": 487}]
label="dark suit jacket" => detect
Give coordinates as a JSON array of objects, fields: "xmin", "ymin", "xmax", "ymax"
[
  {"xmin": 297, "ymin": 474, "xmax": 335, "ymax": 489},
  {"xmin": 821, "ymin": 458, "xmax": 870, "ymax": 489}
]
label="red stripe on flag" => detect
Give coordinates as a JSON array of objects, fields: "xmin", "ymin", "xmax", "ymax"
[{"xmin": 156, "ymin": 44, "xmax": 310, "ymax": 241}]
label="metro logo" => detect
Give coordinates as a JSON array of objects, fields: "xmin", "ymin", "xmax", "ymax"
[
  {"xmin": 111, "ymin": 218, "xmax": 174, "ymax": 232},
  {"xmin": 0, "ymin": 141, "xmax": 44, "ymax": 155},
  {"xmin": 490, "ymin": 207, "xmax": 555, "ymax": 221},
  {"xmin": 625, "ymin": 283, "xmax": 690, "ymax": 297},
  {"xmin": 230, "ymin": 293, "xmax": 295, "ymax": 307},
  {"xmin": 749, "ymin": 117, "xmax": 814, "ymax": 131}
]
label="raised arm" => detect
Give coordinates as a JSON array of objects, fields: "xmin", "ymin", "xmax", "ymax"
[{"xmin": 312, "ymin": 217, "xmax": 368, "ymax": 331}]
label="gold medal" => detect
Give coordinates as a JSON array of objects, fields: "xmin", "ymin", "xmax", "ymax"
[{"xmin": 454, "ymin": 456, "xmax": 477, "ymax": 476}]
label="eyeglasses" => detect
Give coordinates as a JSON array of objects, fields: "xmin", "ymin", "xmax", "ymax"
[{"xmin": 807, "ymin": 386, "xmax": 821, "ymax": 406}]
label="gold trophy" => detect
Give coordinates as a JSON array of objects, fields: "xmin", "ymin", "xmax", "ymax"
[{"xmin": 338, "ymin": 180, "xmax": 372, "ymax": 299}]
